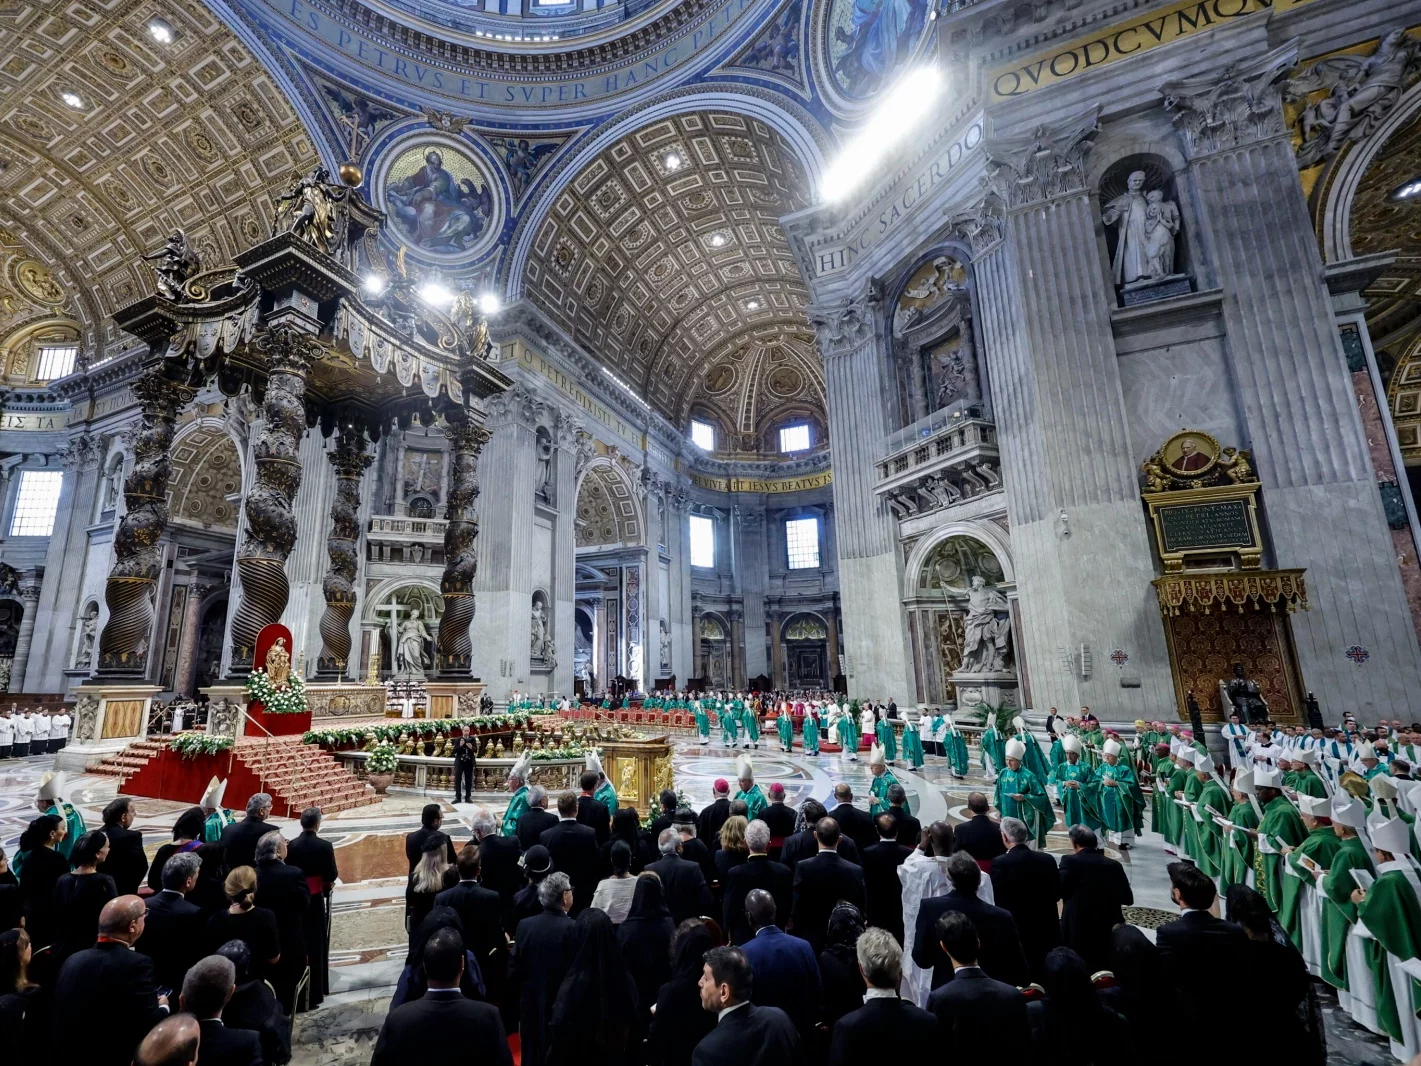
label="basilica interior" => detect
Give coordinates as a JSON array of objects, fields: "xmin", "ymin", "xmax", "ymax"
[{"xmin": 3, "ymin": 0, "xmax": 1421, "ymax": 1058}]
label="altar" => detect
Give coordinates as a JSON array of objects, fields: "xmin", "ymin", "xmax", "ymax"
[{"xmin": 599, "ymin": 736, "xmax": 675, "ymax": 811}]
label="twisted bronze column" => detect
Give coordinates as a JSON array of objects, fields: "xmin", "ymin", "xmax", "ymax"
[
  {"xmin": 98, "ymin": 369, "xmax": 194, "ymax": 676},
  {"xmin": 437, "ymin": 412, "xmax": 492, "ymax": 676},
  {"xmin": 229, "ymin": 324, "xmax": 316, "ymax": 670},
  {"xmin": 318, "ymin": 425, "xmax": 371, "ymax": 675}
]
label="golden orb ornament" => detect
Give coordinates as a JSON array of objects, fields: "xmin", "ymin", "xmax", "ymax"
[{"xmin": 338, "ymin": 161, "xmax": 363, "ymax": 187}]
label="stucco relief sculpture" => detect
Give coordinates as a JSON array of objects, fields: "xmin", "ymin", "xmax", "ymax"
[{"xmin": 1288, "ymin": 30, "xmax": 1420, "ymax": 167}]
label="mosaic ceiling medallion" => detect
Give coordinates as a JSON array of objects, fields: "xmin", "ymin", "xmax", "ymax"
[
  {"xmin": 816, "ymin": 0, "xmax": 935, "ymax": 112},
  {"xmin": 379, "ymin": 139, "xmax": 503, "ymax": 262}
]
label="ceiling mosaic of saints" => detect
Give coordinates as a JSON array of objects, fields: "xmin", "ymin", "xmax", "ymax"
[
  {"xmin": 381, "ymin": 144, "xmax": 499, "ymax": 259},
  {"xmin": 824, "ymin": 0, "xmax": 933, "ymax": 99}
]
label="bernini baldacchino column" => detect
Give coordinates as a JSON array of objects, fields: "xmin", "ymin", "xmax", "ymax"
[
  {"xmin": 808, "ymin": 291, "xmax": 917, "ymax": 701},
  {"xmin": 964, "ymin": 108, "xmax": 1174, "ymax": 719},
  {"xmin": 1162, "ymin": 44, "xmax": 1421, "ymax": 713}
]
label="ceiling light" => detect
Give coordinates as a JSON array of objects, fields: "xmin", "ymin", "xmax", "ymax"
[
  {"xmin": 362, "ymin": 273, "xmax": 387, "ymax": 297},
  {"xmin": 478, "ymin": 292, "xmax": 501, "ymax": 315},
  {"xmin": 147, "ymin": 17, "xmax": 176, "ymax": 43},
  {"xmin": 664, "ymin": 152, "xmax": 682, "ymax": 172},
  {"xmin": 418, "ymin": 281, "xmax": 454, "ymax": 307},
  {"xmin": 821, "ymin": 65, "xmax": 943, "ymax": 203},
  {"xmin": 709, "ymin": 234, "xmax": 726, "ymax": 247},
  {"xmin": 747, "ymin": 299, "xmax": 761, "ymax": 310},
  {"xmin": 60, "ymin": 91, "xmax": 86, "ymax": 110},
  {"xmin": 1389, "ymin": 177, "xmax": 1421, "ymax": 202}
]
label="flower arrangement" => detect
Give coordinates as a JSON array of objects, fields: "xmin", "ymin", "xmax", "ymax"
[
  {"xmin": 170, "ymin": 732, "xmax": 234, "ymax": 759},
  {"xmin": 639, "ymin": 789, "xmax": 692, "ymax": 830},
  {"xmin": 366, "ymin": 744, "xmax": 399, "ymax": 774},
  {"xmin": 245, "ymin": 668, "xmax": 308, "ymax": 715},
  {"xmin": 530, "ymin": 745, "xmax": 596, "ymax": 761},
  {"xmin": 302, "ymin": 713, "xmax": 532, "ymax": 748}
]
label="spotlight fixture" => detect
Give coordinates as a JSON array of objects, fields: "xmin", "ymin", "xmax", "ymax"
[
  {"xmin": 147, "ymin": 17, "xmax": 176, "ymax": 43},
  {"xmin": 478, "ymin": 292, "xmax": 502, "ymax": 315},
  {"xmin": 362, "ymin": 274, "xmax": 388, "ymax": 297},
  {"xmin": 60, "ymin": 90, "xmax": 86, "ymax": 110},
  {"xmin": 1389, "ymin": 176, "xmax": 1421, "ymax": 202},
  {"xmin": 664, "ymin": 152, "xmax": 683, "ymax": 172},
  {"xmin": 418, "ymin": 281, "xmax": 454, "ymax": 307}
]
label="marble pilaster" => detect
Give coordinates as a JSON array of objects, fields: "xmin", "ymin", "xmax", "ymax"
[
  {"xmin": 736, "ymin": 507, "xmax": 769, "ymax": 680},
  {"xmin": 552, "ymin": 415, "xmax": 579, "ymax": 695},
  {"xmin": 10, "ymin": 582, "xmax": 42, "ymax": 693}
]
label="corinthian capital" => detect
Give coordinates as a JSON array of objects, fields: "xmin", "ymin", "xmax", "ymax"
[
  {"xmin": 983, "ymin": 105, "xmax": 1100, "ymax": 208},
  {"xmin": 807, "ymin": 286, "xmax": 879, "ymax": 357},
  {"xmin": 1162, "ymin": 41, "xmax": 1297, "ymax": 158}
]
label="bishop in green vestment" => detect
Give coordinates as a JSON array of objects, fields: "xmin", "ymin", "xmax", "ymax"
[
  {"xmin": 36, "ymin": 772, "xmax": 86, "ymax": 862},
  {"xmin": 1092, "ymin": 741, "xmax": 1143, "ymax": 847},
  {"xmin": 777, "ymin": 710, "xmax": 794, "ymax": 752},
  {"xmin": 1252, "ymin": 773, "xmax": 1306, "ymax": 914},
  {"xmin": 980, "ymin": 715, "xmax": 1007, "ymax": 776},
  {"xmin": 901, "ymin": 718, "xmax": 924, "ymax": 770},
  {"xmin": 1049, "ymin": 737, "xmax": 1096, "ymax": 830},
  {"xmin": 1151, "ymin": 747, "xmax": 1177, "ymax": 843},
  {"xmin": 741, "ymin": 699, "xmax": 761, "ymax": 747},
  {"xmin": 734, "ymin": 756, "xmax": 767, "ymax": 821},
  {"xmin": 501, "ymin": 754, "xmax": 533, "ymax": 836},
  {"xmin": 940, "ymin": 715, "xmax": 969, "ymax": 777},
  {"xmin": 1009, "ymin": 718, "xmax": 1049, "ymax": 782},
  {"xmin": 1318, "ymin": 798, "xmax": 1375, "ymax": 993},
  {"xmin": 995, "ymin": 742, "xmax": 1054, "ymax": 848},
  {"xmin": 1219, "ymin": 776, "xmax": 1260, "ymax": 894},
  {"xmin": 694, "ymin": 700, "xmax": 711, "ymax": 743},
  {"xmin": 1288, "ymin": 759, "xmax": 1329, "ymax": 800},
  {"xmin": 1353, "ymin": 817, "xmax": 1421, "ymax": 1045},
  {"xmin": 721, "ymin": 701, "xmax": 740, "ymax": 746},
  {"xmin": 875, "ymin": 716, "xmax": 898, "ymax": 765},
  {"xmin": 869, "ymin": 750, "xmax": 899, "ymax": 817},
  {"xmin": 803, "ymin": 709, "xmax": 820, "ymax": 755},
  {"xmin": 1189, "ymin": 760, "xmax": 1232, "ymax": 879},
  {"xmin": 1279, "ymin": 797, "xmax": 1342, "ymax": 955}
]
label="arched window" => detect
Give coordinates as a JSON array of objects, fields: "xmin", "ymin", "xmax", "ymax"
[{"xmin": 408, "ymin": 496, "xmax": 435, "ymax": 519}]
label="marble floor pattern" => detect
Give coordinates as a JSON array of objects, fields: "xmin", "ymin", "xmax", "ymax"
[{"xmin": 0, "ymin": 737, "xmax": 1396, "ymax": 1064}]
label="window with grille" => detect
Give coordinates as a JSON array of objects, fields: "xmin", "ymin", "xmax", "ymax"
[
  {"xmin": 9, "ymin": 470, "xmax": 64, "ymax": 536},
  {"xmin": 689, "ymin": 514, "xmax": 715, "ymax": 568},
  {"xmin": 785, "ymin": 516, "xmax": 820, "ymax": 570},
  {"xmin": 690, "ymin": 420, "xmax": 716, "ymax": 451},
  {"xmin": 779, "ymin": 424, "xmax": 810, "ymax": 452},
  {"xmin": 35, "ymin": 345, "xmax": 77, "ymax": 380}
]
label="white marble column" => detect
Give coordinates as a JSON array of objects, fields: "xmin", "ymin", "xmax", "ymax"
[
  {"xmin": 1163, "ymin": 46, "xmax": 1421, "ymax": 715},
  {"xmin": 10, "ymin": 582, "xmax": 42, "ymax": 692},
  {"xmin": 966, "ymin": 108, "xmax": 1173, "ymax": 718},
  {"xmin": 809, "ymin": 293, "xmax": 917, "ymax": 701}
]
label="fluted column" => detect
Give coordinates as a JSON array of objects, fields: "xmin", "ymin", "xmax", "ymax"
[
  {"xmin": 438, "ymin": 412, "xmax": 492, "ymax": 676},
  {"xmin": 552, "ymin": 414, "xmax": 579, "ymax": 694},
  {"xmin": 964, "ymin": 107, "xmax": 1173, "ymax": 717},
  {"xmin": 728, "ymin": 607, "xmax": 745, "ymax": 690},
  {"xmin": 318, "ymin": 427, "xmax": 373, "ymax": 676},
  {"xmin": 228, "ymin": 325, "xmax": 317, "ymax": 671},
  {"xmin": 1163, "ymin": 44, "xmax": 1421, "ymax": 712},
  {"xmin": 737, "ymin": 508, "xmax": 768, "ymax": 680},
  {"xmin": 97, "ymin": 368, "xmax": 194, "ymax": 677},
  {"xmin": 825, "ymin": 603, "xmax": 842, "ymax": 685},
  {"xmin": 768, "ymin": 611, "xmax": 784, "ymax": 689},
  {"xmin": 808, "ymin": 294, "xmax": 916, "ymax": 700},
  {"xmin": 10, "ymin": 583, "xmax": 42, "ymax": 692}
]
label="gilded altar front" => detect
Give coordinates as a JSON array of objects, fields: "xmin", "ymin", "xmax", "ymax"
[{"xmin": 600, "ymin": 736, "xmax": 674, "ymax": 811}]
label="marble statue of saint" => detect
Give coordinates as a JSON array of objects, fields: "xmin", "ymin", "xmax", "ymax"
[
  {"xmin": 1142, "ymin": 190, "xmax": 1180, "ymax": 279},
  {"xmin": 74, "ymin": 605, "xmax": 97, "ymax": 669},
  {"xmin": 960, "ymin": 576, "xmax": 1011, "ymax": 674},
  {"xmin": 531, "ymin": 600, "xmax": 548, "ymax": 659},
  {"xmin": 659, "ymin": 622, "xmax": 672, "ymax": 670},
  {"xmin": 1101, "ymin": 171, "xmax": 1153, "ymax": 286},
  {"xmin": 396, "ymin": 607, "xmax": 431, "ymax": 676}
]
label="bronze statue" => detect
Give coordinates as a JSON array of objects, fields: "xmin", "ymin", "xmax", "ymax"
[
  {"xmin": 1225, "ymin": 662, "xmax": 1269, "ymax": 725},
  {"xmin": 141, "ymin": 230, "xmax": 200, "ymax": 301},
  {"xmin": 273, "ymin": 165, "xmax": 347, "ymax": 255}
]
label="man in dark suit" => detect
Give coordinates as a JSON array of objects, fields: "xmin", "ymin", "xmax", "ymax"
[
  {"xmin": 516, "ymin": 787, "xmax": 559, "ymax": 851},
  {"xmin": 828, "ymin": 927, "xmax": 939, "ymax": 1066},
  {"xmin": 677, "ymin": 811, "xmax": 718, "ymax": 885},
  {"xmin": 759, "ymin": 784, "xmax": 797, "ymax": 857},
  {"xmin": 790, "ymin": 818, "xmax": 866, "ymax": 952},
  {"xmin": 988, "ymin": 816, "xmax": 1061, "ymax": 980},
  {"xmin": 780, "ymin": 801, "xmax": 859, "ymax": 872},
  {"xmin": 697, "ymin": 780, "xmax": 732, "ymax": 851},
  {"xmin": 575, "ymin": 771, "xmax": 611, "ymax": 844},
  {"xmin": 647, "ymin": 828, "xmax": 715, "ymax": 924},
  {"xmin": 373, "ymin": 928, "xmax": 512, "ymax": 1066},
  {"xmin": 1058, "ymin": 824, "xmax": 1133, "ymax": 973},
  {"xmin": 861, "ymin": 814, "xmax": 913, "ymax": 943},
  {"xmin": 912, "ymin": 853, "xmax": 1027, "ymax": 990},
  {"xmin": 510, "ymin": 872, "xmax": 575, "ymax": 1066},
  {"xmin": 740, "ymin": 889, "xmax": 820, "ymax": 1039},
  {"xmin": 435, "ymin": 844, "xmax": 505, "ymax": 966},
  {"xmin": 1155, "ymin": 861, "xmax": 1246, "ymax": 1016},
  {"xmin": 287, "ymin": 806, "xmax": 340, "ymax": 1008},
  {"xmin": 52, "ymin": 896, "xmax": 170, "ymax": 1066},
  {"xmin": 254, "ymin": 831, "xmax": 310, "ymax": 1010},
  {"xmin": 474, "ymin": 811, "xmax": 523, "ymax": 935},
  {"xmin": 692, "ymin": 946, "xmax": 801, "ymax": 1066},
  {"xmin": 220, "ymin": 794, "xmax": 276, "ymax": 874},
  {"xmin": 884, "ymin": 784, "xmax": 922, "ymax": 848},
  {"xmin": 926, "ymin": 911, "xmax": 1028, "ymax": 1060},
  {"xmin": 405, "ymin": 803, "xmax": 458, "ymax": 872},
  {"xmin": 828, "ymin": 785, "xmax": 875, "ymax": 852},
  {"xmin": 723, "ymin": 820, "xmax": 792, "ymax": 944},
  {"xmin": 651, "ymin": 789, "xmax": 680, "ymax": 840},
  {"xmin": 952, "ymin": 793, "xmax": 1006, "ymax": 870},
  {"xmin": 215, "ymin": 940, "xmax": 291, "ymax": 1066},
  {"xmin": 181, "ymin": 954, "xmax": 263, "ymax": 1066},
  {"xmin": 134, "ymin": 1015, "xmax": 200, "ymax": 1066},
  {"xmin": 99, "ymin": 796, "xmax": 149, "ymax": 896},
  {"xmin": 539, "ymin": 792, "xmax": 600, "ymax": 913},
  {"xmin": 137, "ymin": 850, "xmax": 206, "ymax": 993},
  {"xmin": 452, "ymin": 736, "xmax": 478, "ymax": 804}
]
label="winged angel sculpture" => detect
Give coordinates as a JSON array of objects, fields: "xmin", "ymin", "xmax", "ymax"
[{"xmin": 1287, "ymin": 30, "xmax": 1420, "ymax": 167}]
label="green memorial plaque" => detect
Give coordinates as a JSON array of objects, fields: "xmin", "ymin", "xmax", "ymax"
[{"xmin": 1158, "ymin": 499, "xmax": 1254, "ymax": 553}]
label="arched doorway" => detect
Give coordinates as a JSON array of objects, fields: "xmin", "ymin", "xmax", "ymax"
[
  {"xmin": 781, "ymin": 613, "xmax": 829, "ymax": 689},
  {"xmin": 700, "ymin": 614, "xmax": 731, "ymax": 690}
]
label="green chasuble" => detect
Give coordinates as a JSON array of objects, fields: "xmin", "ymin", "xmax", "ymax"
[
  {"xmin": 735, "ymin": 784, "xmax": 767, "ymax": 822},
  {"xmin": 870, "ymin": 771, "xmax": 899, "ymax": 817},
  {"xmin": 803, "ymin": 714, "xmax": 819, "ymax": 753},
  {"xmin": 1191, "ymin": 780, "xmax": 1232, "ymax": 879},
  {"xmin": 995, "ymin": 766, "xmax": 1054, "ymax": 847},
  {"xmin": 594, "ymin": 781, "xmax": 618, "ymax": 819},
  {"xmin": 1220, "ymin": 799, "xmax": 1259, "ymax": 893},
  {"xmin": 1013, "ymin": 730, "xmax": 1050, "ymax": 783},
  {"xmin": 943, "ymin": 725, "xmax": 969, "ymax": 776},
  {"xmin": 741, "ymin": 703, "xmax": 760, "ymax": 743},
  {"xmin": 1092, "ymin": 759, "xmax": 1143, "ymax": 838},
  {"xmin": 1320, "ymin": 835, "xmax": 1375, "ymax": 991},
  {"xmin": 901, "ymin": 722, "xmax": 924, "ymax": 767},
  {"xmin": 1152, "ymin": 756, "xmax": 1177, "ymax": 842},
  {"xmin": 694, "ymin": 703, "xmax": 711, "ymax": 736},
  {"xmin": 876, "ymin": 719, "xmax": 898, "ymax": 763},
  {"xmin": 1357, "ymin": 866, "xmax": 1421, "ymax": 1043},
  {"xmin": 1291, "ymin": 769, "xmax": 1328, "ymax": 799},
  {"xmin": 1048, "ymin": 737, "xmax": 1065, "ymax": 767},
  {"xmin": 1280, "ymin": 825, "xmax": 1341, "ymax": 953},
  {"xmin": 1179, "ymin": 774, "xmax": 1206, "ymax": 859},
  {"xmin": 203, "ymin": 808, "xmax": 235, "ymax": 845},
  {"xmin": 777, "ymin": 713, "xmax": 794, "ymax": 749},
  {"xmin": 838, "ymin": 714, "xmax": 859, "ymax": 753},
  {"xmin": 721, "ymin": 705, "xmax": 739, "ymax": 743},
  {"xmin": 501, "ymin": 786, "xmax": 530, "ymax": 836},
  {"xmin": 1255, "ymin": 796, "xmax": 1307, "ymax": 914},
  {"xmin": 1049, "ymin": 758, "xmax": 1096, "ymax": 830},
  {"xmin": 47, "ymin": 800, "xmax": 87, "ymax": 861},
  {"xmin": 1166, "ymin": 766, "xmax": 1192, "ymax": 845},
  {"xmin": 980, "ymin": 726, "xmax": 1007, "ymax": 774}
]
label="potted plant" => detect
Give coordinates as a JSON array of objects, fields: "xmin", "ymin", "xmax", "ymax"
[{"xmin": 366, "ymin": 744, "xmax": 398, "ymax": 794}]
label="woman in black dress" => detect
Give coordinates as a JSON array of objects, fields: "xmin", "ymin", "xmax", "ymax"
[
  {"xmin": 546, "ymin": 908, "xmax": 639, "ymax": 1066},
  {"xmin": 206, "ymin": 866, "xmax": 282, "ymax": 975},
  {"xmin": 618, "ymin": 873, "xmax": 675, "ymax": 1054},
  {"xmin": 714, "ymin": 817, "xmax": 750, "ymax": 883},
  {"xmin": 646, "ymin": 919, "xmax": 718, "ymax": 1066},
  {"xmin": 818, "ymin": 901, "xmax": 867, "ymax": 1029},
  {"xmin": 407, "ymin": 835, "xmax": 454, "ymax": 934},
  {"xmin": 52, "ymin": 830, "xmax": 117, "ymax": 959},
  {"xmin": 15, "ymin": 815, "xmax": 69, "ymax": 951}
]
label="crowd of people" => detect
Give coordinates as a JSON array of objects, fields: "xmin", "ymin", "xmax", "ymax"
[
  {"xmin": 0, "ymin": 705, "xmax": 72, "ymax": 759},
  {"xmin": 1, "ymin": 773, "xmax": 338, "ymax": 1066}
]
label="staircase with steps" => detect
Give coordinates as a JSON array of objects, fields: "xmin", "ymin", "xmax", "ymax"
[{"xmin": 99, "ymin": 733, "xmax": 379, "ymax": 817}]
